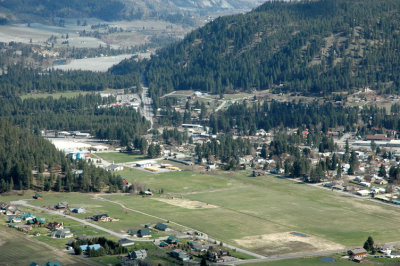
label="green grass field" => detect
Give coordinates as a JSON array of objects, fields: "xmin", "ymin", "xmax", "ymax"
[
  {"xmin": 245, "ymin": 254, "xmax": 400, "ymax": 266},
  {"xmin": 119, "ymin": 168, "xmax": 245, "ymax": 193},
  {"xmin": 0, "ymin": 226, "xmax": 91, "ymax": 265},
  {"xmin": 20, "ymin": 91, "xmax": 90, "ymax": 100},
  {"xmin": 3, "ymin": 170, "xmax": 400, "ymax": 258},
  {"xmin": 94, "ymin": 152, "xmax": 147, "ymax": 164}
]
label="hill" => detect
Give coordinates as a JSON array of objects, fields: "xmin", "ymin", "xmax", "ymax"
[
  {"xmin": 140, "ymin": 0, "xmax": 400, "ymax": 97},
  {"xmin": 0, "ymin": 0, "xmax": 263, "ymax": 24},
  {"xmin": 0, "ymin": 118, "xmax": 124, "ymax": 193}
]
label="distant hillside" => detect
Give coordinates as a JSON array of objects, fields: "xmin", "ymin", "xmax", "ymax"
[
  {"xmin": 140, "ymin": 0, "xmax": 400, "ymax": 97},
  {"xmin": 0, "ymin": 0, "xmax": 125, "ymax": 22},
  {"xmin": 0, "ymin": 0, "xmax": 263, "ymax": 24}
]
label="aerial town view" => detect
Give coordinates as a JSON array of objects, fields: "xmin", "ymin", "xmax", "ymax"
[{"xmin": 1, "ymin": 0, "xmax": 400, "ymax": 265}]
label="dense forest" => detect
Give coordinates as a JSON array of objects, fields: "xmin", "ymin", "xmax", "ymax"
[
  {"xmin": 0, "ymin": 119, "xmax": 124, "ymax": 193},
  {"xmin": 210, "ymin": 100, "xmax": 359, "ymax": 135},
  {"xmin": 0, "ymin": 94, "xmax": 150, "ymax": 147},
  {"xmin": 125, "ymin": 0, "xmax": 400, "ymax": 99},
  {"xmin": 0, "ymin": 63, "xmax": 141, "ymax": 97}
]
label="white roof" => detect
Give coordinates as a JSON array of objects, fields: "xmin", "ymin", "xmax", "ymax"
[{"xmin": 49, "ymin": 139, "xmax": 91, "ymax": 150}]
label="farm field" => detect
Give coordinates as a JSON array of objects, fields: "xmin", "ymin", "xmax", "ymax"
[
  {"xmin": 95, "ymin": 152, "xmax": 147, "ymax": 164},
  {"xmin": 103, "ymin": 172, "xmax": 400, "ymax": 256},
  {"xmin": 0, "ymin": 225, "xmax": 92, "ymax": 265},
  {"xmin": 3, "ymin": 171, "xmax": 400, "ymax": 258}
]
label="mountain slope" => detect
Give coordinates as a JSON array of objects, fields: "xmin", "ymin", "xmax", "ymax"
[
  {"xmin": 141, "ymin": 0, "xmax": 400, "ymax": 96},
  {"xmin": 0, "ymin": 0, "xmax": 263, "ymax": 23}
]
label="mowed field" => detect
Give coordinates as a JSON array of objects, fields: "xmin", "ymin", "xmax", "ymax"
[
  {"xmin": 94, "ymin": 152, "xmax": 147, "ymax": 164},
  {"xmin": 3, "ymin": 169, "xmax": 400, "ymax": 258}
]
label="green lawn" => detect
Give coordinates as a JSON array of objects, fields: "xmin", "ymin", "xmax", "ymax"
[
  {"xmin": 0, "ymin": 226, "xmax": 91, "ymax": 265},
  {"xmin": 119, "ymin": 168, "xmax": 245, "ymax": 193},
  {"xmin": 94, "ymin": 152, "xmax": 147, "ymax": 164},
  {"xmin": 245, "ymin": 254, "xmax": 400, "ymax": 266},
  {"xmin": 20, "ymin": 91, "xmax": 90, "ymax": 100}
]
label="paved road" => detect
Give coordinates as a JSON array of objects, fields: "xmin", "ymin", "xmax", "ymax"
[
  {"xmin": 279, "ymin": 175, "xmax": 400, "ymax": 210},
  {"xmin": 141, "ymin": 86, "xmax": 154, "ymax": 129},
  {"xmin": 216, "ymin": 100, "xmax": 227, "ymax": 112}
]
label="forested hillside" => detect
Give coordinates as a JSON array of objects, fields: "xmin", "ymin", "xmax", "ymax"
[
  {"xmin": 141, "ymin": 0, "xmax": 400, "ymax": 98},
  {"xmin": 0, "ymin": 119, "xmax": 124, "ymax": 193}
]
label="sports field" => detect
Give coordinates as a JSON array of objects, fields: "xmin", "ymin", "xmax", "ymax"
[{"xmin": 94, "ymin": 152, "xmax": 147, "ymax": 164}]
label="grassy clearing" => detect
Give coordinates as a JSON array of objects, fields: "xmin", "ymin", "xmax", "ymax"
[
  {"xmin": 245, "ymin": 254, "xmax": 400, "ymax": 266},
  {"xmin": 0, "ymin": 226, "xmax": 90, "ymax": 265},
  {"xmin": 20, "ymin": 91, "xmax": 90, "ymax": 100},
  {"xmin": 3, "ymin": 171, "xmax": 400, "ymax": 257},
  {"xmin": 119, "ymin": 168, "xmax": 244, "ymax": 193},
  {"xmin": 95, "ymin": 152, "xmax": 147, "ymax": 163},
  {"xmin": 89, "ymin": 256, "xmax": 122, "ymax": 265}
]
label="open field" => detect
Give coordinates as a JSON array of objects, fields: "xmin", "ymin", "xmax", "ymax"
[
  {"xmin": 20, "ymin": 91, "xmax": 91, "ymax": 100},
  {"xmin": 3, "ymin": 171, "xmax": 400, "ymax": 258},
  {"xmin": 119, "ymin": 168, "xmax": 245, "ymax": 193},
  {"xmin": 245, "ymin": 254, "xmax": 400, "ymax": 266},
  {"xmin": 0, "ymin": 225, "xmax": 92, "ymax": 265},
  {"xmin": 95, "ymin": 152, "xmax": 147, "ymax": 164}
]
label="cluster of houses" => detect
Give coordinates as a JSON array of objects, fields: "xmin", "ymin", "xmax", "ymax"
[{"xmin": 347, "ymin": 246, "xmax": 400, "ymax": 263}]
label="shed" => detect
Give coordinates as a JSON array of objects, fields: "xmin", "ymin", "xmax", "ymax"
[{"xmin": 118, "ymin": 238, "xmax": 135, "ymax": 247}]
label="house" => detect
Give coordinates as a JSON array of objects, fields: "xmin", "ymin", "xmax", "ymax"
[
  {"xmin": 80, "ymin": 244, "xmax": 101, "ymax": 251},
  {"xmin": 159, "ymin": 241, "xmax": 169, "ymax": 247},
  {"xmin": 27, "ymin": 217, "xmax": 46, "ymax": 225},
  {"xmin": 93, "ymin": 214, "xmax": 109, "ymax": 221},
  {"xmin": 171, "ymin": 249, "xmax": 190, "ymax": 261},
  {"xmin": 71, "ymin": 207, "xmax": 86, "ymax": 213},
  {"xmin": 129, "ymin": 249, "xmax": 147, "ymax": 260},
  {"xmin": 43, "ymin": 262, "xmax": 61, "ymax": 266},
  {"xmin": 253, "ymin": 170, "xmax": 266, "ymax": 177},
  {"xmin": 50, "ymin": 228, "xmax": 73, "ymax": 238},
  {"xmin": 47, "ymin": 222, "xmax": 64, "ymax": 230},
  {"xmin": 348, "ymin": 248, "xmax": 367, "ymax": 261},
  {"xmin": 356, "ymin": 190, "xmax": 371, "ymax": 197},
  {"xmin": 9, "ymin": 217, "xmax": 22, "ymax": 223},
  {"xmin": 138, "ymin": 228, "xmax": 151, "ymax": 237},
  {"xmin": 166, "ymin": 236, "xmax": 179, "ymax": 245},
  {"xmin": 106, "ymin": 164, "xmax": 124, "ymax": 172},
  {"xmin": 360, "ymin": 181, "xmax": 371, "ymax": 188},
  {"xmin": 154, "ymin": 222, "xmax": 168, "ymax": 231},
  {"xmin": 56, "ymin": 202, "xmax": 69, "ymax": 209},
  {"xmin": 34, "ymin": 193, "xmax": 43, "ymax": 199},
  {"xmin": 375, "ymin": 179, "xmax": 388, "ymax": 185},
  {"xmin": 128, "ymin": 229, "xmax": 139, "ymax": 237},
  {"xmin": 20, "ymin": 212, "xmax": 36, "ymax": 221},
  {"xmin": 119, "ymin": 238, "xmax": 135, "ymax": 247},
  {"xmin": 192, "ymin": 243, "xmax": 208, "ymax": 252}
]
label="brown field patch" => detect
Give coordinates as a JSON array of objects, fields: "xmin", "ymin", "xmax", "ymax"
[
  {"xmin": 152, "ymin": 197, "xmax": 219, "ymax": 209},
  {"xmin": 234, "ymin": 232, "xmax": 345, "ymax": 256}
]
